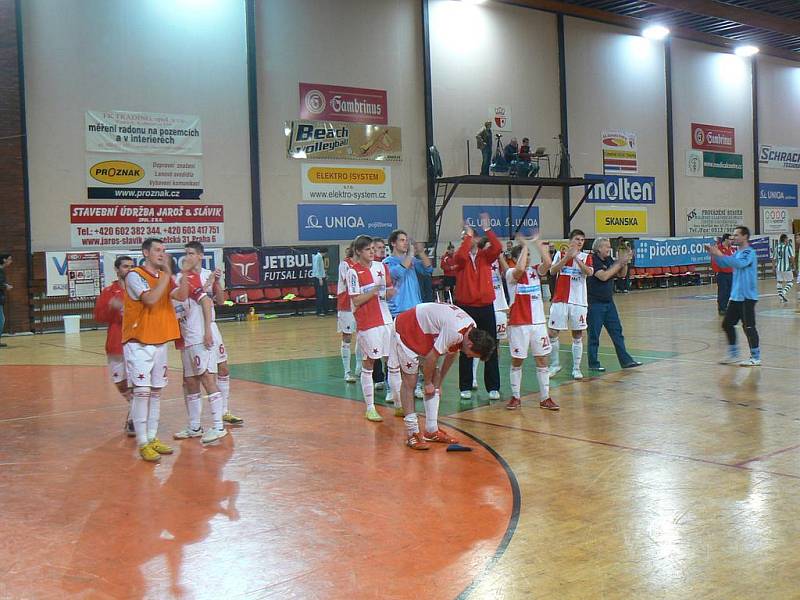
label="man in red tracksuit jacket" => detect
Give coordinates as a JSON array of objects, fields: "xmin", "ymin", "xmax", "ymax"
[{"xmin": 453, "ymin": 212, "xmax": 502, "ymax": 400}]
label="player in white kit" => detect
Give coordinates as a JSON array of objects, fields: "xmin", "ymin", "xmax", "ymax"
[
  {"xmin": 505, "ymin": 238, "xmax": 559, "ymax": 410},
  {"xmin": 336, "ymin": 244, "xmax": 361, "ymax": 383},
  {"xmin": 347, "ymin": 235, "xmax": 396, "ymax": 422},
  {"xmin": 548, "ymin": 229, "xmax": 594, "ymax": 380},
  {"xmin": 472, "ymin": 254, "xmax": 509, "ymax": 395}
]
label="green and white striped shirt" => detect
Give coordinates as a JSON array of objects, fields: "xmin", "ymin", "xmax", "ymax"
[{"xmin": 775, "ymin": 242, "xmax": 794, "ymax": 272}]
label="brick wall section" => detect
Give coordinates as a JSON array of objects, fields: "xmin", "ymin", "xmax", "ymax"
[{"xmin": 0, "ymin": 0, "xmax": 31, "ymax": 333}]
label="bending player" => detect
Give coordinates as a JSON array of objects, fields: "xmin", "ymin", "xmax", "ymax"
[
  {"xmin": 348, "ymin": 235, "xmax": 396, "ymax": 422},
  {"xmin": 336, "ymin": 243, "xmax": 360, "ymax": 383},
  {"xmin": 548, "ymin": 229, "xmax": 593, "ymax": 380},
  {"xmin": 505, "ymin": 238, "xmax": 558, "ymax": 410},
  {"xmin": 123, "ymin": 238, "xmax": 189, "ymax": 462},
  {"xmin": 93, "ymin": 255, "xmax": 135, "ymax": 435},
  {"xmin": 389, "ymin": 303, "xmax": 495, "ymax": 449}
]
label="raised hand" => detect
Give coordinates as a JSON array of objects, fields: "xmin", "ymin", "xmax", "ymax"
[{"xmin": 478, "ymin": 212, "xmax": 491, "ymax": 231}]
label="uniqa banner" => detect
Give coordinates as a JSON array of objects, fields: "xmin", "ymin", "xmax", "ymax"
[
  {"xmin": 301, "ymin": 163, "xmax": 391, "ymax": 201},
  {"xmin": 286, "ymin": 120, "xmax": 402, "ymax": 161},
  {"xmin": 461, "ymin": 205, "xmax": 540, "ymax": 237},
  {"xmin": 86, "ymin": 110, "xmax": 202, "ymax": 155},
  {"xmin": 759, "ymin": 182, "xmax": 798, "ymax": 207},
  {"xmin": 86, "ymin": 154, "xmax": 203, "ymax": 200},
  {"xmin": 297, "ymin": 204, "xmax": 397, "ymax": 241},
  {"xmin": 223, "ymin": 246, "xmax": 339, "ymax": 289}
]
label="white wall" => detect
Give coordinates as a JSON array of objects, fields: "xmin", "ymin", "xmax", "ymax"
[
  {"xmin": 257, "ymin": 0, "xmax": 428, "ymax": 246},
  {"xmin": 565, "ymin": 17, "xmax": 670, "ymax": 237},
  {"xmin": 671, "ymin": 39, "xmax": 755, "ymax": 235},
  {"xmin": 23, "ymin": 0, "xmax": 252, "ymax": 251}
]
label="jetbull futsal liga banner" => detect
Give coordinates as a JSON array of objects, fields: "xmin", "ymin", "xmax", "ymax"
[
  {"xmin": 224, "ymin": 246, "xmax": 339, "ymax": 289},
  {"xmin": 286, "ymin": 120, "xmax": 402, "ymax": 162}
]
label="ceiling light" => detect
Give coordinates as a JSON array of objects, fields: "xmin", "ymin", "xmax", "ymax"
[
  {"xmin": 462, "ymin": 0, "xmax": 488, "ymax": 5},
  {"xmin": 642, "ymin": 25, "xmax": 670, "ymax": 40},
  {"xmin": 734, "ymin": 45, "xmax": 759, "ymax": 57}
]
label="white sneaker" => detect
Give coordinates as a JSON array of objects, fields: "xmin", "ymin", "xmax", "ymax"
[
  {"xmin": 355, "ymin": 367, "xmax": 362, "ymax": 377},
  {"xmin": 375, "ymin": 381, "xmax": 385, "ymax": 390},
  {"xmin": 740, "ymin": 357, "xmax": 762, "ymax": 367},
  {"xmin": 173, "ymin": 427, "xmax": 203, "ymax": 440},
  {"xmin": 488, "ymin": 390, "xmax": 500, "ymax": 401},
  {"xmin": 548, "ymin": 365, "xmax": 562, "ymax": 377},
  {"xmin": 460, "ymin": 390, "xmax": 472, "ymax": 400},
  {"xmin": 572, "ymin": 369, "xmax": 584, "ymax": 380},
  {"xmin": 719, "ymin": 355, "xmax": 741, "ymax": 365},
  {"xmin": 471, "ymin": 380, "xmax": 478, "ymax": 390},
  {"xmin": 414, "ymin": 385, "xmax": 424, "ymax": 399},
  {"xmin": 202, "ymin": 427, "xmax": 229, "ymax": 445},
  {"xmin": 345, "ymin": 372, "xmax": 357, "ymax": 383}
]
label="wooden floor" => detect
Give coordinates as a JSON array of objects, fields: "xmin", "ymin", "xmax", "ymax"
[{"xmin": 2, "ymin": 281, "xmax": 800, "ymax": 599}]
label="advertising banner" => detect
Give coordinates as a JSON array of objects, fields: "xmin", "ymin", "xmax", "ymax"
[
  {"xmin": 301, "ymin": 163, "xmax": 391, "ymax": 201},
  {"xmin": 462, "ymin": 205, "xmax": 540, "ymax": 236},
  {"xmin": 85, "ymin": 110, "xmax": 202, "ymax": 155},
  {"xmin": 691, "ymin": 123, "xmax": 735, "ymax": 152},
  {"xmin": 750, "ymin": 236, "xmax": 771, "ymax": 262},
  {"xmin": 70, "ymin": 203, "xmax": 224, "ymax": 248},
  {"xmin": 299, "ymin": 83, "xmax": 387, "ymax": 125},
  {"xmin": 86, "ymin": 154, "xmax": 203, "ymax": 200},
  {"xmin": 759, "ymin": 182, "xmax": 798, "ymax": 207},
  {"xmin": 286, "ymin": 120, "xmax": 401, "ymax": 161},
  {"xmin": 758, "ymin": 144, "xmax": 800, "ymax": 170},
  {"xmin": 763, "ymin": 207, "xmax": 789, "ymax": 234},
  {"xmin": 490, "ymin": 105, "xmax": 512, "ymax": 132},
  {"xmin": 601, "ymin": 130, "xmax": 637, "ymax": 174},
  {"xmin": 297, "ymin": 204, "xmax": 397, "ymax": 241},
  {"xmin": 595, "ymin": 207, "xmax": 648, "ymax": 234},
  {"xmin": 585, "ymin": 174, "xmax": 655, "ymax": 204},
  {"xmin": 685, "ymin": 150, "xmax": 703, "ymax": 177},
  {"xmin": 686, "ymin": 207, "xmax": 744, "ymax": 234},
  {"xmin": 66, "ymin": 252, "xmax": 102, "ymax": 299},
  {"xmin": 224, "ymin": 246, "xmax": 340, "ymax": 289},
  {"xmin": 702, "ymin": 151, "xmax": 743, "ymax": 179},
  {"xmin": 634, "ymin": 237, "xmax": 714, "ymax": 268}
]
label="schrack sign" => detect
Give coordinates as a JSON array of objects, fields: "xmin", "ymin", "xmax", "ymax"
[{"xmin": 691, "ymin": 123, "xmax": 735, "ymax": 153}]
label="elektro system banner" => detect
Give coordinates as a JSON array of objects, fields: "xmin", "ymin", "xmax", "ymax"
[
  {"xmin": 70, "ymin": 203, "xmax": 224, "ymax": 248},
  {"xmin": 85, "ymin": 110, "xmax": 202, "ymax": 155},
  {"xmin": 287, "ymin": 120, "xmax": 402, "ymax": 161},
  {"xmin": 301, "ymin": 163, "xmax": 391, "ymax": 201},
  {"xmin": 224, "ymin": 246, "xmax": 339, "ymax": 288},
  {"xmin": 595, "ymin": 207, "xmax": 648, "ymax": 234},
  {"xmin": 691, "ymin": 123, "xmax": 735, "ymax": 152},
  {"xmin": 86, "ymin": 154, "xmax": 203, "ymax": 200},
  {"xmin": 299, "ymin": 83, "xmax": 388, "ymax": 125}
]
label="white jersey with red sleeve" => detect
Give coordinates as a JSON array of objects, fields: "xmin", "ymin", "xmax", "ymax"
[
  {"xmin": 395, "ymin": 303, "xmax": 475, "ymax": 356},
  {"xmin": 491, "ymin": 260, "xmax": 509, "ymax": 311},
  {"xmin": 506, "ymin": 267, "xmax": 546, "ymax": 325},
  {"xmin": 173, "ymin": 271, "xmax": 209, "ymax": 347},
  {"xmin": 347, "ymin": 260, "xmax": 393, "ymax": 331},
  {"xmin": 337, "ymin": 259, "xmax": 353, "ymax": 312},
  {"xmin": 197, "ymin": 268, "xmax": 218, "ymax": 321},
  {"xmin": 551, "ymin": 251, "xmax": 592, "ymax": 307}
]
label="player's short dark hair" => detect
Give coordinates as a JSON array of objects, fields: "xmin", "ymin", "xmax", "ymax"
[
  {"xmin": 353, "ymin": 235, "xmax": 373, "ymax": 253},
  {"xmin": 142, "ymin": 238, "xmax": 164, "ymax": 252},
  {"xmin": 185, "ymin": 241, "xmax": 204, "ymax": 254},
  {"xmin": 388, "ymin": 229, "xmax": 407, "ymax": 247},
  {"xmin": 568, "ymin": 229, "xmax": 586, "ymax": 240},
  {"xmin": 0, "ymin": 254, "xmax": 10, "ymax": 266},
  {"xmin": 319, "ymin": 247, "xmax": 328, "ymax": 254},
  {"xmin": 510, "ymin": 244, "xmax": 524, "ymax": 261},
  {"xmin": 372, "ymin": 238, "xmax": 385, "ymax": 246},
  {"xmin": 477, "ymin": 237, "xmax": 489, "ymax": 249},
  {"xmin": 735, "ymin": 226, "xmax": 751, "ymax": 239},
  {"xmin": 780, "ymin": 233, "xmax": 788, "ymax": 243},
  {"xmin": 721, "ymin": 233, "xmax": 731, "ymax": 241},
  {"xmin": 114, "ymin": 255, "xmax": 134, "ymax": 269},
  {"xmin": 468, "ymin": 328, "xmax": 496, "ymax": 362}
]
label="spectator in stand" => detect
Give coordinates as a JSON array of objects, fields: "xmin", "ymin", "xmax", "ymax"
[
  {"xmin": 453, "ymin": 213, "xmax": 502, "ymax": 401},
  {"xmin": 502, "ymin": 138, "xmax": 519, "ymax": 164},
  {"xmin": 440, "ymin": 242, "xmax": 458, "ymax": 300},
  {"xmin": 711, "ymin": 234, "xmax": 735, "ymax": 316},
  {"xmin": 0, "ymin": 254, "xmax": 13, "ymax": 347},
  {"xmin": 311, "ymin": 247, "xmax": 329, "ymax": 316}
]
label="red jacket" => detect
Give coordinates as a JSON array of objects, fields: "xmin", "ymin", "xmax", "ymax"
[
  {"xmin": 440, "ymin": 253, "xmax": 457, "ymax": 277},
  {"xmin": 711, "ymin": 243, "xmax": 734, "ymax": 274},
  {"xmin": 453, "ymin": 229, "xmax": 502, "ymax": 307},
  {"xmin": 94, "ymin": 280, "xmax": 125, "ymax": 355}
]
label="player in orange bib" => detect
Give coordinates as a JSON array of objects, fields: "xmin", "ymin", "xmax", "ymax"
[
  {"xmin": 123, "ymin": 238, "xmax": 190, "ymax": 462},
  {"xmin": 389, "ymin": 303, "xmax": 495, "ymax": 449}
]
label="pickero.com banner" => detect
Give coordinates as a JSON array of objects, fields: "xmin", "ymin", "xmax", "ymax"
[
  {"xmin": 86, "ymin": 110, "xmax": 202, "ymax": 155},
  {"xmin": 224, "ymin": 246, "xmax": 339, "ymax": 289},
  {"xmin": 462, "ymin": 205, "xmax": 540, "ymax": 237},
  {"xmin": 86, "ymin": 154, "xmax": 203, "ymax": 200},
  {"xmin": 634, "ymin": 237, "xmax": 714, "ymax": 268},
  {"xmin": 299, "ymin": 83, "xmax": 388, "ymax": 125},
  {"xmin": 70, "ymin": 204, "xmax": 224, "ymax": 248}
]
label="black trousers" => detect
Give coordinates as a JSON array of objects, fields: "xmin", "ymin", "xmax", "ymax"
[
  {"xmin": 716, "ymin": 272, "xmax": 732, "ymax": 313},
  {"xmin": 457, "ymin": 304, "xmax": 500, "ymax": 393},
  {"xmin": 372, "ymin": 357, "xmax": 385, "ymax": 383},
  {"xmin": 722, "ymin": 299, "xmax": 759, "ymax": 350}
]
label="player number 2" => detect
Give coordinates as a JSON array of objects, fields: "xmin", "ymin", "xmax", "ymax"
[{"xmin": 541, "ymin": 337, "xmax": 550, "ymax": 348}]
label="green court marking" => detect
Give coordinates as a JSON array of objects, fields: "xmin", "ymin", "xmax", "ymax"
[{"xmin": 231, "ymin": 347, "xmax": 677, "ymax": 416}]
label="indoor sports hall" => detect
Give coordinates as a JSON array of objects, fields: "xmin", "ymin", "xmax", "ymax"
[{"xmin": 2, "ymin": 1, "xmax": 800, "ymax": 599}]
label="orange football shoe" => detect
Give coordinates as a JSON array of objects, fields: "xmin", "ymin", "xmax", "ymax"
[
  {"xmin": 406, "ymin": 433, "xmax": 430, "ymax": 450},
  {"xmin": 422, "ymin": 429, "xmax": 459, "ymax": 444}
]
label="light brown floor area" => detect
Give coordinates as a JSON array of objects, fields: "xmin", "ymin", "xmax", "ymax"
[{"xmin": 2, "ymin": 281, "xmax": 800, "ymax": 599}]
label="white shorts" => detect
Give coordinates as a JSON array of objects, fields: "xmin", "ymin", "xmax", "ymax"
[
  {"xmin": 777, "ymin": 270, "xmax": 793, "ymax": 283},
  {"xmin": 123, "ymin": 342, "xmax": 169, "ymax": 388},
  {"xmin": 548, "ymin": 302, "xmax": 588, "ymax": 331},
  {"xmin": 357, "ymin": 323, "xmax": 394, "ymax": 360},
  {"xmin": 387, "ymin": 332, "xmax": 419, "ymax": 376},
  {"xmin": 337, "ymin": 311, "xmax": 356, "ymax": 334},
  {"xmin": 181, "ymin": 344, "xmax": 219, "ymax": 377},
  {"xmin": 107, "ymin": 354, "xmax": 127, "ymax": 385},
  {"xmin": 508, "ymin": 324, "xmax": 552, "ymax": 359},
  {"xmin": 211, "ymin": 322, "xmax": 228, "ymax": 363},
  {"xmin": 496, "ymin": 310, "xmax": 508, "ymax": 341}
]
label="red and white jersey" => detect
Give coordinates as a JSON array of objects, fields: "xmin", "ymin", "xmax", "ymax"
[
  {"xmin": 197, "ymin": 268, "xmax": 218, "ymax": 321},
  {"xmin": 336, "ymin": 259, "xmax": 353, "ymax": 312},
  {"xmin": 395, "ymin": 303, "xmax": 475, "ymax": 356},
  {"xmin": 551, "ymin": 251, "xmax": 592, "ymax": 307},
  {"xmin": 506, "ymin": 267, "xmax": 546, "ymax": 325},
  {"xmin": 347, "ymin": 260, "xmax": 393, "ymax": 331},
  {"xmin": 491, "ymin": 260, "xmax": 509, "ymax": 311},
  {"xmin": 172, "ymin": 271, "xmax": 209, "ymax": 347}
]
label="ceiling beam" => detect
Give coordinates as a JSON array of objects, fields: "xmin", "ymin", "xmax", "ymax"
[{"xmin": 645, "ymin": 0, "xmax": 800, "ymax": 37}]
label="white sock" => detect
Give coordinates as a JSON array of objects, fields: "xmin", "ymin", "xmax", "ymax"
[
  {"xmin": 131, "ymin": 387, "xmax": 150, "ymax": 446},
  {"xmin": 423, "ymin": 393, "xmax": 440, "ymax": 433},
  {"xmin": 572, "ymin": 339, "xmax": 583, "ymax": 370},
  {"xmin": 510, "ymin": 366, "xmax": 522, "ymax": 399},
  {"xmin": 122, "ymin": 389, "xmax": 133, "ymax": 421},
  {"xmin": 549, "ymin": 337, "xmax": 560, "ymax": 368},
  {"xmin": 217, "ymin": 374, "xmax": 230, "ymax": 414},
  {"xmin": 361, "ymin": 368, "xmax": 374, "ymax": 409},
  {"xmin": 186, "ymin": 392, "xmax": 202, "ymax": 430},
  {"xmin": 355, "ymin": 347, "xmax": 363, "ymax": 373},
  {"xmin": 147, "ymin": 389, "xmax": 161, "ymax": 442},
  {"xmin": 208, "ymin": 391, "xmax": 223, "ymax": 430},
  {"xmin": 536, "ymin": 366, "xmax": 550, "ymax": 401},
  {"xmin": 472, "ymin": 358, "xmax": 478, "ymax": 383},
  {"xmin": 341, "ymin": 341, "xmax": 351, "ymax": 376},
  {"xmin": 404, "ymin": 412, "xmax": 419, "ymax": 436},
  {"xmin": 388, "ymin": 367, "xmax": 402, "ymax": 406}
]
